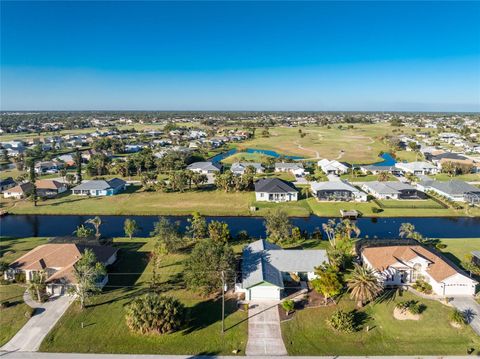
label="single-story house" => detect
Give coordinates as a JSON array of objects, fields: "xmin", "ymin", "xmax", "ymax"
[
  {"xmin": 429, "ymin": 152, "xmax": 469, "ymax": 165},
  {"xmin": 3, "ymin": 182, "xmax": 34, "ymax": 199},
  {"xmin": 35, "ymin": 160, "xmax": 63, "ymax": 174},
  {"xmin": 417, "ymin": 180, "xmax": 480, "ymax": 204},
  {"xmin": 186, "ymin": 161, "xmax": 222, "ymax": 174},
  {"xmin": 254, "ymin": 178, "xmax": 298, "ymax": 202},
  {"xmin": 361, "ymin": 244, "xmax": 478, "ymax": 296},
  {"xmin": 361, "ymin": 181, "xmax": 424, "ymax": 200},
  {"xmin": 5, "ymin": 243, "xmax": 118, "ymax": 295},
  {"xmin": 359, "ymin": 165, "xmax": 404, "ymax": 175},
  {"xmin": 275, "ymin": 162, "xmax": 305, "ymax": 177},
  {"xmin": 0, "ymin": 177, "xmax": 16, "ymax": 192},
  {"xmin": 36, "ymin": 179, "xmax": 68, "ymax": 198},
  {"xmin": 236, "ymin": 239, "xmax": 328, "ymax": 301},
  {"xmin": 231, "ymin": 162, "xmax": 264, "ymax": 175},
  {"xmin": 310, "ymin": 180, "xmax": 367, "ymax": 202},
  {"xmin": 71, "ymin": 178, "xmax": 126, "ymax": 196},
  {"xmin": 318, "ymin": 159, "xmax": 349, "ymax": 175},
  {"xmin": 395, "ymin": 161, "xmax": 439, "ymax": 175}
]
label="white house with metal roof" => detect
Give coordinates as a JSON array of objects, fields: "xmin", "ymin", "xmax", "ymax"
[
  {"xmin": 237, "ymin": 239, "xmax": 328, "ymax": 301},
  {"xmin": 186, "ymin": 161, "xmax": 222, "ymax": 174},
  {"xmin": 274, "ymin": 162, "xmax": 305, "ymax": 177},
  {"xmin": 395, "ymin": 161, "xmax": 439, "ymax": 175},
  {"xmin": 318, "ymin": 159, "xmax": 349, "ymax": 175}
]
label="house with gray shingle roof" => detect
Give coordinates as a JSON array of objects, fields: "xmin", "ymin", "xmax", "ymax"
[
  {"xmin": 310, "ymin": 180, "xmax": 367, "ymax": 202},
  {"xmin": 274, "ymin": 162, "xmax": 305, "ymax": 176},
  {"xmin": 231, "ymin": 162, "xmax": 264, "ymax": 175},
  {"xmin": 236, "ymin": 239, "xmax": 328, "ymax": 301},
  {"xmin": 254, "ymin": 178, "xmax": 298, "ymax": 202},
  {"xmin": 361, "ymin": 181, "xmax": 424, "ymax": 200},
  {"xmin": 417, "ymin": 180, "xmax": 480, "ymax": 204},
  {"xmin": 71, "ymin": 178, "xmax": 126, "ymax": 196}
]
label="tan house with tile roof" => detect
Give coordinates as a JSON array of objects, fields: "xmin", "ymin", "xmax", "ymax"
[
  {"xmin": 6, "ymin": 243, "xmax": 118, "ymax": 295},
  {"xmin": 361, "ymin": 245, "xmax": 477, "ymax": 297}
]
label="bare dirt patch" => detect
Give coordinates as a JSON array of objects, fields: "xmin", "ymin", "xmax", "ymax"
[{"xmin": 393, "ymin": 307, "xmax": 420, "ymax": 321}]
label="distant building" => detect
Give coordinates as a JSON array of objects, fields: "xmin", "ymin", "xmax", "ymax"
[
  {"xmin": 3, "ymin": 182, "xmax": 34, "ymax": 199},
  {"xmin": 417, "ymin": 180, "xmax": 480, "ymax": 204},
  {"xmin": 361, "ymin": 181, "xmax": 424, "ymax": 200},
  {"xmin": 0, "ymin": 177, "xmax": 16, "ymax": 192},
  {"xmin": 231, "ymin": 162, "xmax": 264, "ymax": 175},
  {"xmin": 274, "ymin": 162, "xmax": 305, "ymax": 177},
  {"xmin": 395, "ymin": 161, "xmax": 439, "ymax": 175},
  {"xmin": 318, "ymin": 159, "xmax": 349, "ymax": 175},
  {"xmin": 186, "ymin": 161, "xmax": 222, "ymax": 174}
]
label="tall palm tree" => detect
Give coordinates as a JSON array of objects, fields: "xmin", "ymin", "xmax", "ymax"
[
  {"xmin": 346, "ymin": 263, "xmax": 383, "ymax": 308},
  {"xmin": 301, "ymin": 186, "xmax": 310, "ymax": 199},
  {"xmin": 86, "ymin": 216, "xmax": 102, "ymax": 241}
]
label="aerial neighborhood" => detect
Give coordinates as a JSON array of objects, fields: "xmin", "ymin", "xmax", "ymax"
[{"xmin": 1, "ymin": 112, "xmax": 479, "ymax": 356}]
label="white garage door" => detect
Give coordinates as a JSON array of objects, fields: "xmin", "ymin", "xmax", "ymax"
[
  {"xmin": 444, "ymin": 284, "xmax": 475, "ymax": 296},
  {"xmin": 249, "ymin": 286, "xmax": 281, "ymax": 301}
]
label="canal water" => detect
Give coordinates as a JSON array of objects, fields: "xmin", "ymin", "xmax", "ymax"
[{"xmin": 1, "ymin": 214, "xmax": 479, "ymax": 239}]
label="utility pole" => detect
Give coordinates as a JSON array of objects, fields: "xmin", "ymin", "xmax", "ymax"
[{"xmin": 221, "ymin": 270, "xmax": 225, "ymax": 334}]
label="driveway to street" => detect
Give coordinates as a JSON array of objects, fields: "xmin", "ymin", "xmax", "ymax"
[
  {"xmin": 1, "ymin": 293, "xmax": 74, "ymax": 352},
  {"xmin": 450, "ymin": 296, "xmax": 480, "ymax": 335},
  {"xmin": 245, "ymin": 302, "xmax": 287, "ymax": 356}
]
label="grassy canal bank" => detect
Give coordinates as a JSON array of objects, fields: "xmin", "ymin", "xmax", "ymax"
[{"xmin": 2, "ymin": 186, "xmax": 480, "ymax": 217}]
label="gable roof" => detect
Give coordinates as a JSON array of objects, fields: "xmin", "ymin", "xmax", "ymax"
[
  {"xmin": 6, "ymin": 182, "xmax": 34, "ymax": 194},
  {"xmin": 242, "ymin": 239, "xmax": 328, "ymax": 289},
  {"xmin": 362, "ymin": 245, "xmax": 468, "ymax": 282},
  {"xmin": 395, "ymin": 161, "xmax": 437, "ymax": 171},
  {"xmin": 275, "ymin": 162, "xmax": 303, "ymax": 170},
  {"xmin": 36, "ymin": 179, "xmax": 65, "ymax": 190},
  {"xmin": 254, "ymin": 178, "xmax": 297, "ymax": 194},
  {"xmin": 0, "ymin": 177, "xmax": 16, "ymax": 186},
  {"xmin": 231, "ymin": 162, "xmax": 263, "ymax": 172}
]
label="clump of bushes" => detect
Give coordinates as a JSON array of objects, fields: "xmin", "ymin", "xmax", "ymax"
[
  {"xmin": 450, "ymin": 309, "xmax": 467, "ymax": 326},
  {"xmin": 396, "ymin": 300, "xmax": 424, "ymax": 315},
  {"xmin": 372, "ymin": 207, "xmax": 383, "ymax": 214},
  {"xmin": 282, "ymin": 300, "xmax": 295, "ymax": 316},
  {"xmin": 125, "ymin": 293, "xmax": 185, "ymax": 335},
  {"xmin": 0, "ymin": 301, "xmax": 9, "ymax": 309},
  {"xmin": 326, "ymin": 309, "xmax": 356, "ymax": 333},
  {"xmin": 412, "ymin": 279, "xmax": 432, "ymax": 294}
]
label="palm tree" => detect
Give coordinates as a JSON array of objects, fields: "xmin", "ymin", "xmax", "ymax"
[
  {"xmin": 28, "ymin": 270, "xmax": 46, "ymax": 302},
  {"xmin": 86, "ymin": 216, "xmax": 102, "ymax": 241},
  {"xmin": 377, "ymin": 171, "xmax": 389, "ymax": 182},
  {"xmin": 346, "ymin": 263, "xmax": 383, "ymax": 308},
  {"xmin": 301, "ymin": 186, "xmax": 311, "ymax": 199},
  {"xmin": 399, "ymin": 222, "xmax": 415, "ymax": 239}
]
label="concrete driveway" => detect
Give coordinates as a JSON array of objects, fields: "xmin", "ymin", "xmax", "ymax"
[
  {"xmin": 245, "ymin": 302, "xmax": 287, "ymax": 356},
  {"xmin": 1, "ymin": 293, "xmax": 74, "ymax": 352},
  {"xmin": 450, "ymin": 296, "xmax": 480, "ymax": 335}
]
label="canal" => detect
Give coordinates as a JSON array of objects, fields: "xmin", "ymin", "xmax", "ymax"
[{"xmin": 1, "ymin": 214, "xmax": 479, "ymax": 239}]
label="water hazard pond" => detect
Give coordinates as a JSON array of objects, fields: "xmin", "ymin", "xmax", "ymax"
[{"xmin": 1, "ymin": 214, "xmax": 479, "ymax": 239}]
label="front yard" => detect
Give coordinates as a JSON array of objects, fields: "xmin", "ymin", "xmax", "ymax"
[
  {"xmin": 0, "ymin": 284, "xmax": 30, "ymax": 346},
  {"xmin": 40, "ymin": 238, "xmax": 248, "ymax": 354},
  {"xmin": 282, "ymin": 291, "xmax": 480, "ymax": 355}
]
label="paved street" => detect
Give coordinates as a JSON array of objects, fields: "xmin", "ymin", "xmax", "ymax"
[
  {"xmin": 1, "ymin": 294, "xmax": 74, "ymax": 352},
  {"xmin": 245, "ymin": 302, "xmax": 287, "ymax": 356},
  {"xmin": 0, "ymin": 353, "xmax": 473, "ymax": 359},
  {"xmin": 450, "ymin": 296, "xmax": 480, "ymax": 335}
]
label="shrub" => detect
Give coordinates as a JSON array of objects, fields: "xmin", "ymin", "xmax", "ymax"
[
  {"xmin": 14, "ymin": 272, "xmax": 26, "ymax": 283},
  {"xmin": 396, "ymin": 300, "xmax": 423, "ymax": 315},
  {"xmin": 435, "ymin": 243, "xmax": 447, "ymax": 250},
  {"xmin": 0, "ymin": 278, "xmax": 10, "ymax": 285},
  {"xmin": 125, "ymin": 293, "xmax": 185, "ymax": 335},
  {"xmin": 372, "ymin": 207, "xmax": 383, "ymax": 213},
  {"xmin": 326, "ymin": 309, "xmax": 356, "ymax": 333},
  {"xmin": 282, "ymin": 300, "xmax": 295, "ymax": 315},
  {"xmin": 450, "ymin": 309, "xmax": 467, "ymax": 326},
  {"xmin": 24, "ymin": 307, "xmax": 36, "ymax": 318},
  {"xmin": 0, "ymin": 301, "xmax": 9, "ymax": 309},
  {"xmin": 412, "ymin": 279, "xmax": 432, "ymax": 294}
]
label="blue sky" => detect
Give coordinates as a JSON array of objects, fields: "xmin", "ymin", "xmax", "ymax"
[{"xmin": 1, "ymin": 1, "xmax": 479, "ymax": 111}]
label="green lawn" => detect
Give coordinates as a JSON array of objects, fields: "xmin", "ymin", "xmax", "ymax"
[
  {"xmin": 431, "ymin": 173, "xmax": 480, "ymax": 182},
  {"xmin": 0, "ymin": 237, "xmax": 49, "ymax": 263},
  {"xmin": 376, "ymin": 199, "xmax": 445, "ymax": 209},
  {"xmin": 40, "ymin": 238, "xmax": 248, "ymax": 354},
  {"xmin": 282, "ymin": 291, "xmax": 480, "ymax": 355},
  {"xmin": 0, "ymin": 284, "xmax": 30, "ymax": 346},
  {"xmin": 438, "ymin": 238, "xmax": 480, "ymax": 268},
  {"xmin": 253, "ymin": 198, "xmax": 312, "ymax": 217},
  {"xmin": 1, "ymin": 187, "xmax": 256, "ymax": 216}
]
